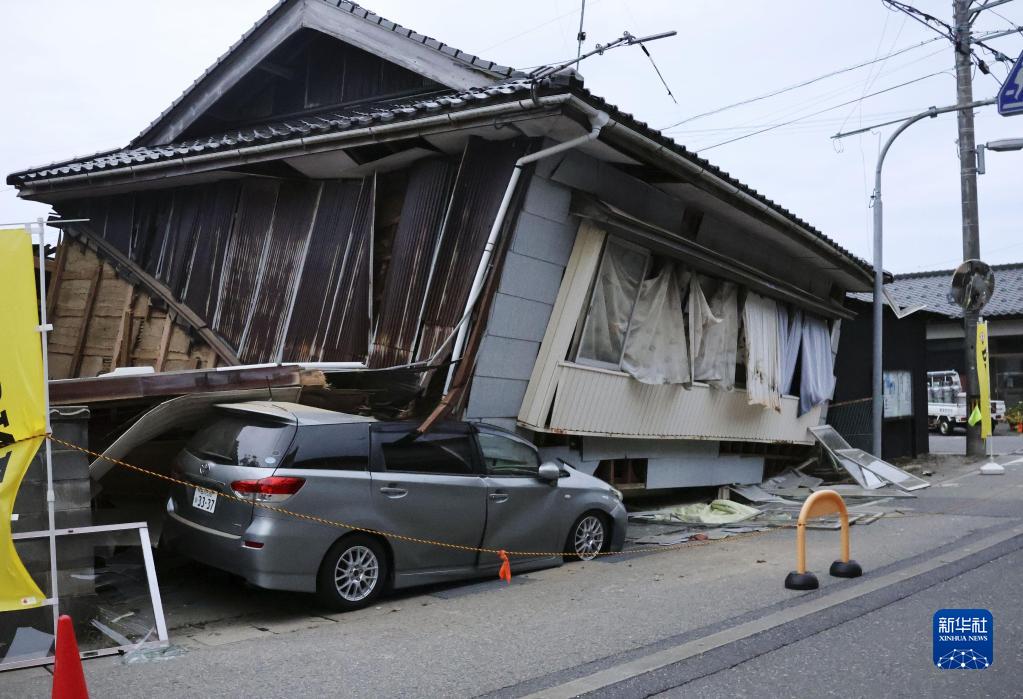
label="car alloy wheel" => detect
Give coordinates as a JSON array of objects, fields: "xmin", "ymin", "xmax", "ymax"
[
  {"xmin": 572, "ymin": 514, "xmax": 606, "ymax": 561},
  {"xmin": 334, "ymin": 545, "xmax": 380, "ymax": 602},
  {"xmin": 317, "ymin": 535, "xmax": 388, "ymax": 611}
]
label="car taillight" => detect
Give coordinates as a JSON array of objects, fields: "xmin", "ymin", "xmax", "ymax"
[{"xmin": 231, "ymin": 477, "xmax": 304, "ymax": 501}]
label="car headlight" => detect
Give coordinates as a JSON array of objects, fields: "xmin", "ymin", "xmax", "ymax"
[{"xmin": 608, "ymin": 486, "xmax": 623, "ymax": 503}]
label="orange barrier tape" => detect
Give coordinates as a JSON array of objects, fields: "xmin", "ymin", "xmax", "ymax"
[{"xmin": 48, "ymin": 435, "xmax": 774, "ymax": 559}]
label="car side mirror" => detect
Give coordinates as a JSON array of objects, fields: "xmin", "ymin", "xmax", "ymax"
[{"xmin": 537, "ymin": 463, "xmax": 561, "ymax": 483}]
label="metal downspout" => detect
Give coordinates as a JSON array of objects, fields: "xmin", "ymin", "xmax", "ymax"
[{"xmin": 443, "ymin": 109, "xmax": 611, "ymax": 393}]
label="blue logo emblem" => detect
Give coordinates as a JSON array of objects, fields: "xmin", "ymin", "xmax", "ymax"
[{"xmin": 933, "ymin": 609, "xmax": 993, "ymax": 669}]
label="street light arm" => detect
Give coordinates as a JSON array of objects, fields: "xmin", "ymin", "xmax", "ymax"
[{"xmin": 867, "ymin": 96, "xmax": 995, "ymax": 458}]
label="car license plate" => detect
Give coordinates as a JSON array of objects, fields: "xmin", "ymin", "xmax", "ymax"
[{"xmin": 192, "ymin": 489, "xmax": 217, "ymax": 514}]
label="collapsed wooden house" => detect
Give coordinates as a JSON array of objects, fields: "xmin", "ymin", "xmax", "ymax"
[{"xmin": 9, "ymin": 0, "xmax": 876, "ymax": 493}]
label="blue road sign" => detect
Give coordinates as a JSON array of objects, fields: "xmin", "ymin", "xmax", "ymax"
[{"xmin": 999, "ymin": 52, "xmax": 1023, "ymax": 116}]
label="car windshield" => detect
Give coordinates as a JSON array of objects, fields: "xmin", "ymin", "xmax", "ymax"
[{"xmin": 187, "ymin": 415, "xmax": 295, "ymax": 468}]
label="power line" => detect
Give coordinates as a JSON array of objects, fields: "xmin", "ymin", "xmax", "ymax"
[
  {"xmin": 695, "ymin": 72, "xmax": 948, "ymax": 152},
  {"xmin": 671, "ymin": 43, "xmax": 949, "ymax": 141},
  {"xmin": 659, "ymin": 35, "xmax": 943, "ymax": 131}
]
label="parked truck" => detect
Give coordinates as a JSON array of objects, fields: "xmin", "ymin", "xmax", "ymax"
[{"xmin": 927, "ymin": 370, "xmax": 1005, "ymax": 436}]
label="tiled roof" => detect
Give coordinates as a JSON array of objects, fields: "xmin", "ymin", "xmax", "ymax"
[
  {"xmin": 849, "ymin": 262, "xmax": 1023, "ymax": 317},
  {"xmin": 7, "ymin": 81, "xmax": 536, "ymax": 182},
  {"xmin": 7, "ymin": 78, "xmax": 873, "ymax": 279},
  {"xmin": 129, "ymin": 0, "xmax": 514, "ymax": 147}
]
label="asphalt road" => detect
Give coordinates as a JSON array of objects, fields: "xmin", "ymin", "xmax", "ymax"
[
  {"xmin": 4, "ymin": 455, "xmax": 1022, "ymax": 698},
  {"xmin": 647, "ymin": 538, "xmax": 1023, "ymax": 698},
  {"xmin": 928, "ymin": 432, "xmax": 1023, "ymax": 455}
]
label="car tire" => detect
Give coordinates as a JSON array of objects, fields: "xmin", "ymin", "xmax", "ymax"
[
  {"xmin": 564, "ymin": 512, "xmax": 609, "ymax": 562},
  {"xmin": 938, "ymin": 418, "xmax": 953, "ymax": 436},
  {"xmin": 316, "ymin": 535, "xmax": 389, "ymax": 612}
]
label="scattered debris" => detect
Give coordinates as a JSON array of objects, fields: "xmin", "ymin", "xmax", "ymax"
[{"xmin": 629, "ymin": 499, "xmax": 760, "ymax": 525}]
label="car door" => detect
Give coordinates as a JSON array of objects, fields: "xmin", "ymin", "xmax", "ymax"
[
  {"xmin": 369, "ymin": 423, "xmax": 487, "ymax": 575},
  {"xmin": 476, "ymin": 430, "xmax": 564, "ymax": 561}
]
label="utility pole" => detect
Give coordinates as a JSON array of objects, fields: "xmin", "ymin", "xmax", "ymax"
[{"xmin": 953, "ymin": 0, "xmax": 984, "ymax": 457}]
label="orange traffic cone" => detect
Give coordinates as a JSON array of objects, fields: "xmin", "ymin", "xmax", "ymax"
[{"xmin": 52, "ymin": 615, "xmax": 89, "ymax": 699}]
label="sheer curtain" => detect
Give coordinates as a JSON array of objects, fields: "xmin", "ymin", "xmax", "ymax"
[
  {"xmin": 742, "ymin": 292, "xmax": 782, "ymax": 411},
  {"xmin": 621, "ymin": 262, "xmax": 691, "ymax": 384},
  {"xmin": 577, "ymin": 240, "xmax": 647, "ymax": 366},
  {"xmin": 800, "ymin": 315, "xmax": 836, "ymax": 415},
  {"xmin": 689, "ymin": 276, "xmax": 739, "ymax": 390}
]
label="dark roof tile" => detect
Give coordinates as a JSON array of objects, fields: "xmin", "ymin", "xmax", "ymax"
[{"xmin": 850, "ymin": 262, "xmax": 1023, "ymax": 317}]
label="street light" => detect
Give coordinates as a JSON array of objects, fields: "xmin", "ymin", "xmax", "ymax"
[
  {"xmin": 983, "ymin": 138, "xmax": 1023, "ymax": 151},
  {"xmin": 977, "ymin": 138, "xmax": 1023, "ymax": 174},
  {"xmin": 833, "ymin": 98, "xmax": 995, "ymax": 458}
]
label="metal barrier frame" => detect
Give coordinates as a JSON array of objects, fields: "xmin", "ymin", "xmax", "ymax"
[{"xmin": 2, "ymin": 522, "xmax": 168, "ymax": 672}]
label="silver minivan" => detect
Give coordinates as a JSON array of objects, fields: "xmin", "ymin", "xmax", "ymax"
[{"xmin": 161, "ymin": 401, "xmax": 627, "ymax": 610}]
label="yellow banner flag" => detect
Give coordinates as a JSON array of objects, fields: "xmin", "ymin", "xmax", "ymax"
[
  {"xmin": 977, "ymin": 320, "xmax": 992, "ymax": 440},
  {"xmin": 0, "ymin": 438, "xmax": 45, "ymax": 611},
  {"xmin": 0, "ymin": 227, "xmax": 47, "ymax": 611}
]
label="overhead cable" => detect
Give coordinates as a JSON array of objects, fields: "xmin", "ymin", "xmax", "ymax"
[
  {"xmin": 660, "ymin": 35, "xmax": 943, "ymax": 131},
  {"xmin": 695, "ymin": 72, "xmax": 948, "ymax": 152}
]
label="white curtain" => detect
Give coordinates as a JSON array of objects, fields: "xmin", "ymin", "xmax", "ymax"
[
  {"xmin": 778, "ymin": 306, "xmax": 803, "ymax": 395},
  {"xmin": 578, "ymin": 240, "xmax": 646, "ymax": 366},
  {"xmin": 799, "ymin": 314, "xmax": 836, "ymax": 415},
  {"xmin": 622, "ymin": 263, "xmax": 691, "ymax": 384},
  {"xmin": 742, "ymin": 292, "xmax": 782, "ymax": 411},
  {"xmin": 689, "ymin": 276, "xmax": 739, "ymax": 390}
]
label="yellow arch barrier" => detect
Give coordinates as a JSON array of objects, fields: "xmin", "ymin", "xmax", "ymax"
[{"xmin": 784, "ymin": 489, "xmax": 863, "ymax": 590}]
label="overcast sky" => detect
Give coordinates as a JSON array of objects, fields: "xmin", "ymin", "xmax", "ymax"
[{"xmin": 3, "ymin": 0, "xmax": 1021, "ymax": 273}]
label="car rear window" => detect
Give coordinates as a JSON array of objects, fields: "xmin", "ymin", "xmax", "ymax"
[{"xmin": 187, "ymin": 416, "xmax": 295, "ymax": 468}]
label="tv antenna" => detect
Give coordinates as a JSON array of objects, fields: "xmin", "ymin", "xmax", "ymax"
[{"xmin": 531, "ymin": 28, "xmax": 677, "ymax": 103}]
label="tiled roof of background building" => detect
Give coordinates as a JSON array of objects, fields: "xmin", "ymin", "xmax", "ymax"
[{"xmin": 850, "ymin": 262, "xmax": 1023, "ymax": 317}]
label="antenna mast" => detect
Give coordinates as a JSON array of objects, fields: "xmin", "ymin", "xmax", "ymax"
[{"xmin": 575, "ymin": 0, "xmax": 587, "ymax": 68}]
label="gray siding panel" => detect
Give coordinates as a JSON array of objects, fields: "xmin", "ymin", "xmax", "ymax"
[
  {"xmin": 487, "ymin": 293, "xmax": 553, "ymax": 342},
  {"xmin": 465, "ymin": 377, "xmax": 529, "ymax": 419},
  {"xmin": 511, "ymin": 211, "xmax": 576, "ymax": 267},
  {"xmin": 523, "ymin": 175, "xmax": 571, "ymax": 223},
  {"xmin": 498, "ymin": 251, "xmax": 564, "ymax": 305},
  {"xmin": 475, "ymin": 335, "xmax": 540, "ymax": 380}
]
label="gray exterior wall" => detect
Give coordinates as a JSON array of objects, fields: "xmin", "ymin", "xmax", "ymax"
[
  {"xmin": 464, "ymin": 147, "xmax": 692, "ymax": 432},
  {"xmin": 464, "ymin": 167, "xmax": 577, "ymax": 433}
]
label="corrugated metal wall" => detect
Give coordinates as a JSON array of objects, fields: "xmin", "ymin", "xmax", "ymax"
[
  {"xmin": 59, "ymin": 136, "xmax": 525, "ymax": 371},
  {"xmin": 415, "ymin": 137, "xmax": 527, "ymax": 362}
]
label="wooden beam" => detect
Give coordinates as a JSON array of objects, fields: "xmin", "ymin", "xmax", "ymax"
[
  {"xmin": 155, "ymin": 312, "xmax": 175, "ymax": 372},
  {"xmin": 69, "ymin": 263, "xmax": 104, "ymax": 377},
  {"xmin": 109, "ymin": 285, "xmax": 136, "ymax": 370},
  {"xmin": 46, "ymin": 239, "xmax": 69, "ymax": 318}
]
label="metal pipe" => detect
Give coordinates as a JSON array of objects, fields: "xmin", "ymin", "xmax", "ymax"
[
  {"xmin": 443, "ymin": 108, "xmax": 611, "ymax": 393},
  {"xmin": 32, "ymin": 219, "xmax": 60, "ymax": 627}
]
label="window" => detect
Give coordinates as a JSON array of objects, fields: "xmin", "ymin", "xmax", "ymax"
[
  {"xmin": 477, "ymin": 433, "xmax": 539, "ymax": 477},
  {"xmin": 576, "ymin": 238, "xmax": 649, "ymax": 368},
  {"xmin": 187, "ymin": 417, "xmax": 295, "ymax": 468},
  {"xmin": 375, "ymin": 428, "xmax": 477, "ymax": 476},
  {"xmin": 289, "ymin": 423, "xmax": 369, "ymax": 470}
]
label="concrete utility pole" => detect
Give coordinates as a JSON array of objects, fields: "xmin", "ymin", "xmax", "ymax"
[{"xmin": 953, "ymin": 0, "xmax": 984, "ymax": 457}]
